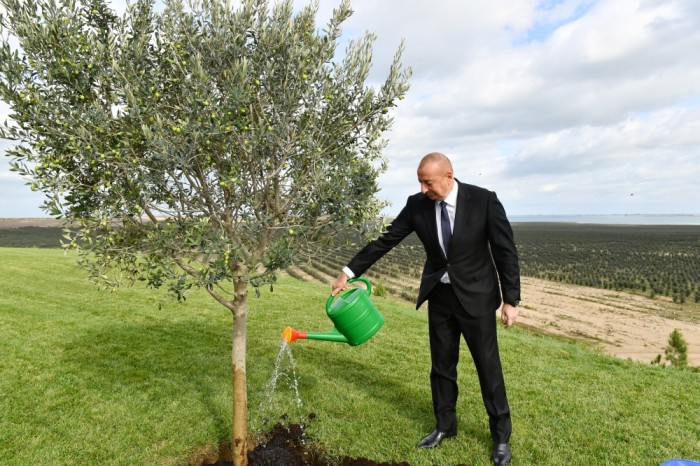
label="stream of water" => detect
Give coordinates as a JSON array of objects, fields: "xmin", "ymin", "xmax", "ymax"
[{"xmin": 257, "ymin": 339, "xmax": 305, "ymax": 428}]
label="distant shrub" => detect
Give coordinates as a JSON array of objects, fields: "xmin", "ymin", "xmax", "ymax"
[
  {"xmin": 373, "ymin": 281, "xmax": 387, "ymax": 298},
  {"xmin": 665, "ymin": 329, "xmax": 688, "ymax": 367}
]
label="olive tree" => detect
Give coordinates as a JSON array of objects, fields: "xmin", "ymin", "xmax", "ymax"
[{"xmin": 0, "ymin": 0, "xmax": 410, "ymax": 463}]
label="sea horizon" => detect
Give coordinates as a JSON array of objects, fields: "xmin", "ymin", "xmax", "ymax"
[{"xmin": 510, "ymin": 213, "xmax": 700, "ymax": 225}]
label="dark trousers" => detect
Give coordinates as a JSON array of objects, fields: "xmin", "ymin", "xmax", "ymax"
[{"xmin": 427, "ymin": 283, "xmax": 511, "ymax": 444}]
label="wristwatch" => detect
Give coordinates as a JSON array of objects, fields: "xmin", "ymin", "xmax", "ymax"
[{"xmin": 507, "ymin": 300, "xmax": 520, "ymax": 307}]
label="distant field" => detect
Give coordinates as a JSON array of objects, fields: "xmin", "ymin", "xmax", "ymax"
[
  {"xmin": 0, "ymin": 218, "xmax": 71, "ymax": 248},
  {"xmin": 2, "ymin": 219, "xmax": 700, "ymax": 304},
  {"xmin": 0, "ymin": 218, "xmax": 69, "ymax": 228},
  {"xmin": 514, "ymin": 223, "xmax": 700, "ymax": 304},
  {"xmin": 295, "ymin": 222, "xmax": 700, "ymax": 307},
  {"xmin": 288, "ymin": 223, "xmax": 700, "ymax": 366},
  {"xmin": 0, "ymin": 226, "xmax": 67, "ymax": 248}
]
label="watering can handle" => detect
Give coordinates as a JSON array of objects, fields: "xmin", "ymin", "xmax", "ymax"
[{"xmin": 326, "ymin": 276, "xmax": 372, "ymax": 312}]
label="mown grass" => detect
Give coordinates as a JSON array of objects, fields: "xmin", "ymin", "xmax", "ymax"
[{"xmin": 1, "ymin": 248, "xmax": 699, "ymax": 465}]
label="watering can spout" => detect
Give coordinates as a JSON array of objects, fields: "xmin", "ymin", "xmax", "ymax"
[
  {"xmin": 282, "ymin": 276, "xmax": 383, "ymax": 347},
  {"xmin": 282, "ymin": 326, "xmax": 306, "ymax": 343},
  {"xmin": 282, "ymin": 326, "xmax": 349, "ymax": 344}
]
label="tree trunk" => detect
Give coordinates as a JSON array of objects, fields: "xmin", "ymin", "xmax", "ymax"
[{"xmin": 231, "ymin": 277, "xmax": 249, "ymax": 466}]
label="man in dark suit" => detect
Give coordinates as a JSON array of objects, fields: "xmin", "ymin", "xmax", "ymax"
[{"xmin": 332, "ymin": 152, "xmax": 521, "ymax": 466}]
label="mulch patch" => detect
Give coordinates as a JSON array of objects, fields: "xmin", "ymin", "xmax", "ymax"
[{"xmin": 202, "ymin": 414, "xmax": 410, "ymax": 466}]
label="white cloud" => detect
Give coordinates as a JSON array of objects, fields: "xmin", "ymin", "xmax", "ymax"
[
  {"xmin": 2, "ymin": 0, "xmax": 700, "ymax": 218},
  {"xmin": 364, "ymin": 0, "xmax": 700, "ymax": 217}
]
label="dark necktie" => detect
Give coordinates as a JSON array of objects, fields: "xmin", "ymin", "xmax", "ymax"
[{"xmin": 440, "ymin": 201, "xmax": 452, "ymax": 255}]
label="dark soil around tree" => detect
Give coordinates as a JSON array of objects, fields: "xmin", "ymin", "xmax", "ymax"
[{"xmin": 201, "ymin": 414, "xmax": 409, "ymax": 466}]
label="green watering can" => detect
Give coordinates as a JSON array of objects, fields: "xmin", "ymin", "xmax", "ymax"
[{"xmin": 282, "ymin": 276, "xmax": 384, "ymax": 346}]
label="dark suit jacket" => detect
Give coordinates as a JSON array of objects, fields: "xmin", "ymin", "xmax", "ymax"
[{"xmin": 347, "ymin": 181, "xmax": 521, "ymax": 316}]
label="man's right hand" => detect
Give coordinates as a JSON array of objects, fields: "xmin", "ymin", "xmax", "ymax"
[{"xmin": 331, "ymin": 271, "xmax": 349, "ymax": 296}]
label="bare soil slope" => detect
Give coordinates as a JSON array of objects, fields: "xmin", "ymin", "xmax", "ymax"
[{"xmin": 515, "ymin": 277, "xmax": 700, "ymax": 365}]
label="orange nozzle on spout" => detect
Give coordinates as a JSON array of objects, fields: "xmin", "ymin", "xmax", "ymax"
[{"xmin": 282, "ymin": 326, "xmax": 307, "ymax": 343}]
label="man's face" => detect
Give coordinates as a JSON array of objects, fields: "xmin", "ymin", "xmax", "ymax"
[{"xmin": 418, "ymin": 162, "xmax": 454, "ymax": 201}]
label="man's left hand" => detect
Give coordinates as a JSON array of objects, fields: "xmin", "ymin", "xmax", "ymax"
[{"xmin": 501, "ymin": 303, "xmax": 519, "ymax": 328}]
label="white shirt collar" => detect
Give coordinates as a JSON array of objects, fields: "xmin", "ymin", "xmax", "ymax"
[{"xmin": 437, "ymin": 181, "xmax": 458, "ymax": 207}]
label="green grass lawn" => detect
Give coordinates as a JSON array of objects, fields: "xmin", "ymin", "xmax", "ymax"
[{"xmin": 1, "ymin": 248, "xmax": 698, "ymax": 465}]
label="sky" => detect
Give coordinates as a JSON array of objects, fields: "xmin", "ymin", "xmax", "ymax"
[{"xmin": 2, "ymin": 0, "xmax": 700, "ymax": 218}]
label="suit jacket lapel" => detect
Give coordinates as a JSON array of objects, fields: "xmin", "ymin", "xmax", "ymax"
[
  {"xmin": 453, "ymin": 181, "xmax": 472, "ymax": 241},
  {"xmin": 420, "ymin": 195, "xmax": 441, "ymax": 254}
]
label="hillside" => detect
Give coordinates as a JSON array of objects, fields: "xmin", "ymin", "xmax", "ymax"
[
  {"xmin": 3, "ymin": 218, "xmax": 699, "ymax": 365},
  {"xmin": 289, "ymin": 223, "xmax": 700, "ymax": 367}
]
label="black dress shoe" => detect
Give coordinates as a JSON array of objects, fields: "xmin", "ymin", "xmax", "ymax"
[
  {"xmin": 492, "ymin": 443, "xmax": 512, "ymax": 466},
  {"xmin": 417, "ymin": 429, "xmax": 456, "ymax": 449}
]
